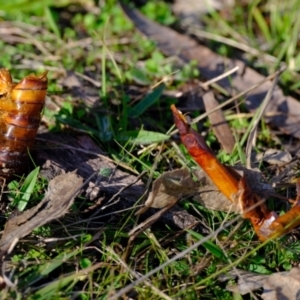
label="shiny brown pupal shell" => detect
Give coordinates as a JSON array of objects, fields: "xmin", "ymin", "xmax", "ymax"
[{"xmin": 0, "ymin": 69, "xmax": 48, "ymax": 178}]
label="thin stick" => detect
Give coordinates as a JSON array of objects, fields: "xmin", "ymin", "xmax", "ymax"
[
  {"xmin": 169, "ymin": 66, "xmax": 286, "ymax": 136},
  {"xmin": 245, "ymin": 73, "xmax": 279, "ymax": 168},
  {"xmin": 201, "ymin": 65, "xmax": 239, "ymax": 89}
]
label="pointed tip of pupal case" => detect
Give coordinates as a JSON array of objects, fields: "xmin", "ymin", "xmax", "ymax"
[
  {"xmin": 170, "ymin": 104, "xmax": 190, "ymax": 136},
  {"xmin": 170, "ymin": 104, "xmax": 186, "ymax": 121}
]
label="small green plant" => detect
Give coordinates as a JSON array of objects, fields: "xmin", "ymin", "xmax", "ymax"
[{"xmin": 9, "ymin": 167, "xmax": 44, "ymax": 211}]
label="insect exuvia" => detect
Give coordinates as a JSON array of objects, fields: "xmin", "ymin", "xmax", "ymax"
[{"xmin": 0, "ymin": 69, "xmax": 48, "ymax": 178}]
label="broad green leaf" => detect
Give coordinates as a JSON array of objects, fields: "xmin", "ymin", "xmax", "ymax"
[
  {"xmin": 115, "ymin": 129, "xmax": 170, "ymax": 145},
  {"xmin": 95, "ymin": 114, "xmax": 114, "ymax": 142},
  {"xmin": 128, "ymin": 83, "xmax": 165, "ymax": 117},
  {"xmin": 128, "ymin": 67, "xmax": 151, "ymax": 85},
  {"xmin": 56, "ymin": 115, "xmax": 99, "ymax": 136},
  {"xmin": 99, "ymin": 168, "xmax": 113, "ymax": 177},
  {"xmin": 12, "ymin": 167, "xmax": 40, "ymax": 211}
]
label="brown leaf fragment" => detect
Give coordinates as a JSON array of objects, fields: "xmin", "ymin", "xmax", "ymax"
[
  {"xmin": 120, "ymin": 3, "xmax": 300, "ymax": 139},
  {"xmin": 173, "ymin": 0, "xmax": 216, "ymax": 17},
  {"xmin": 132, "ymin": 168, "xmax": 200, "ymax": 237},
  {"xmin": 194, "ymin": 167, "xmax": 274, "ymax": 213},
  {"xmin": 60, "ymin": 71, "xmax": 82, "ymax": 88},
  {"xmin": 219, "ymin": 269, "xmax": 270, "ymax": 295},
  {"xmin": 195, "ymin": 186, "xmax": 242, "ymax": 213},
  {"xmin": 203, "ymin": 91, "xmax": 235, "ymax": 153},
  {"xmin": 58, "ymin": 71, "xmax": 100, "ymax": 105},
  {"xmin": 255, "ymin": 149, "xmax": 292, "ymax": 166},
  {"xmin": 0, "ymin": 172, "xmax": 83, "ymax": 257},
  {"xmin": 261, "ymin": 267, "xmax": 300, "ymax": 300},
  {"xmin": 193, "ymin": 168, "xmax": 241, "ymax": 213},
  {"xmin": 130, "ymin": 202, "xmax": 180, "ymax": 238},
  {"xmin": 220, "ymin": 267, "xmax": 300, "ymax": 298},
  {"xmin": 172, "ymin": 0, "xmax": 224, "ymax": 25},
  {"xmin": 143, "ymin": 168, "xmax": 199, "ymax": 211}
]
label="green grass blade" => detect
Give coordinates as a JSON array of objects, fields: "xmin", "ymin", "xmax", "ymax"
[
  {"xmin": 44, "ymin": 6, "xmax": 61, "ymax": 39},
  {"xmin": 19, "ymin": 249, "xmax": 80, "ymax": 288},
  {"xmin": 12, "ymin": 167, "xmax": 40, "ymax": 211},
  {"xmin": 186, "ymin": 229, "xmax": 226, "ymax": 260},
  {"xmin": 30, "ymin": 262, "xmax": 102, "ymax": 300},
  {"xmin": 251, "ymin": 6, "xmax": 272, "ymax": 42}
]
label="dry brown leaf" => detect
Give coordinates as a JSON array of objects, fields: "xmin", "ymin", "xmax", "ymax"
[
  {"xmin": 203, "ymin": 91, "xmax": 235, "ymax": 153},
  {"xmin": 137, "ymin": 168, "xmax": 199, "ymax": 214},
  {"xmin": 194, "ymin": 167, "xmax": 274, "ymax": 213},
  {"xmin": 0, "ymin": 172, "xmax": 83, "ymax": 257},
  {"xmin": 220, "ymin": 267, "xmax": 300, "ymax": 298},
  {"xmin": 136, "ymin": 165, "xmax": 273, "ymax": 217},
  {"xmin": 255, "ymin": 149, "xmax": 292, "ymax": 166},
  {"xmin": 172, "ymin": 0, "xmax": 226, "ymax": 24},
  {"xmin": 261, "ymin": 267, "xmax": 300, "ymax": 300},
  {"xmin": 193, "ymin": 168, "xmax": 241, "ymax": 213},
  {"xmin": 219, "ymin": 269, "xmax": 270, "ymax": 295},
  {"xmin": 131, "ymin": 168, "xmax": 200, "ymax": 237},
  {"xmin": 173, "ymin": 0, "xmax": 219, "ymax": 16}
]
